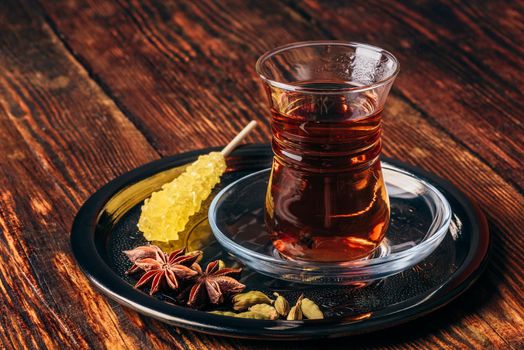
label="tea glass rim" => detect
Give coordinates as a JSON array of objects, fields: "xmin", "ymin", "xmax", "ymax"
[{"xmin": 255, "ymin": 40, "xmax": 400, "ymax": 95}]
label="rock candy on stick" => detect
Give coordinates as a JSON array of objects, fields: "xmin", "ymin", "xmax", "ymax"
[{"xmin": 138, "ymin": 121, "xmax": 258, "ymax": 242}]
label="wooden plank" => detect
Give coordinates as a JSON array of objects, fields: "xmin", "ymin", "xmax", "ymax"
[
  {"xmin": 0, "ymin": 1, "xmax": 194, "ymax": 349},
  {"xmin": 37, "ymin": 0, "xmax": 524, "ymax": 348}
]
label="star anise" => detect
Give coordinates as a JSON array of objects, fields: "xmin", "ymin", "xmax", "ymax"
[
  {"xmin": 125, "ymin": 246, "xmax": 201, "ymax": 295},
  {"xmin": 185, "ymin": 260, "xmax": 245, "ymax": 308},
  {"xmin": 123, "ymin": 245, "xmax": 164, "ymax": 274}
]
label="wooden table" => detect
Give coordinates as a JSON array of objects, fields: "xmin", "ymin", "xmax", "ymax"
[{"xmin": 1, "ymin": 0, "xmax": 522, "ymax": 348}]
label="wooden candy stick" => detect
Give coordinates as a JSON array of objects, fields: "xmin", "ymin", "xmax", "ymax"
[{"xmin": 221, "ymin": 120, "xmax": 258, "ymax": 156}]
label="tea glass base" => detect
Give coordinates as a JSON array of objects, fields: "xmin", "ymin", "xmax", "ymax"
[
  {"xmin": 270, "ymin": 242, "xmax": 389, "ymax": 262},
  {"xmin": 209, "ymin": 163, "xmax": 452, "ymax": 285}
]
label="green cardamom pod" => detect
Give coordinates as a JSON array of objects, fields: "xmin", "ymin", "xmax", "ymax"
[
  {"xmin": 286, "ymin": 304, "xmax": 302, "ymax": 321},
  {"xmin": 232, "ymin": 291, "xmax": 273, "ymax": 311},
  {"xmin": 235, "ymin": 311, "xmax": 270, "ymax": 320},
  {"xmin": 286, "ymin": 295, "xmax": 304, "ymax": 321},
  {"xmin": 273, "ymin": 292, "xmax": 290, "ymax": 317},
  {"xmin": 208, "ymin": 310, "xmax": 236, "ymax": 317},
  {"xmin": 249, "ymin": 304, "xmax": 279, "ymax": 320},
  {"xmin": 301, "ymin": 298, "xmax": 324, "ymax": 320}
]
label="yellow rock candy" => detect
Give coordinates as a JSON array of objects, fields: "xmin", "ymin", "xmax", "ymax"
[
  {"xmin": 138, "ymin": 152, "xmax": 226, "ymax": 242},
  {"xmin": 137, "ymin": 121, "xmax": 257, "ymax": 243}
]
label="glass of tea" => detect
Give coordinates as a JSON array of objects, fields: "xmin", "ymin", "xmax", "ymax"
[{"xmin": 256, "ymin": 41, "xmax": 399, "ymax": 262}]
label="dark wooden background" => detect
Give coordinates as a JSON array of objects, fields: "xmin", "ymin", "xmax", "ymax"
[{"xmin": 0, "ymin": 0, "xmax": 522, "ymax": 349}]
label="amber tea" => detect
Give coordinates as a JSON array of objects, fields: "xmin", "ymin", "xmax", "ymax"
[
  {"xmin": 265, "ymin": 82, "xmax": 390, "ymax": 261},
  {"xmin": 257, "ymin": 41, "xmax": 399, "ymax": 262}
]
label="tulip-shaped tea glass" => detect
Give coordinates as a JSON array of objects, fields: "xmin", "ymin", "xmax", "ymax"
[{"xmin": 256, "ymin": 41, "xmax": 399, "ymax": 262}]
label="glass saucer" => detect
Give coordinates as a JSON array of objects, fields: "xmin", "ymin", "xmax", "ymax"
[{"xmin": 209, "ymin": 163, "xmax": 452, "ymax": 285}]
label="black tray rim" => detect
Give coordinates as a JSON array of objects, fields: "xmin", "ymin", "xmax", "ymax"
[{"xmin": 70, "ymin": 144, "xmax": 490, "ymax": 340}]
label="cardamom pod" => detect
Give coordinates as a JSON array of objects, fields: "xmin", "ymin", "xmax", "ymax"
[
  {"xmin": 232, "ymin": 291, "xmax": 273, "ymax": 311},
  {"xmin": 235, "ymin": 311, "xmax": 270, "ymax": 320},
  {"xmin": 208, "ymin": 310, "xmax": 236, "ymax": 317},
  {"xmin": 273, "ymin": 292, "xmax": 290, "ymax": 317},
  {"xmin": 301, "ymin": 298, "xmax": 324, "ymax": 320},
  {"xmin": 249, "ymin": 304, "xmax": 279, "ymax": 320},
  {"xmin": 286, "ymin": 295, "xmax": 304, "ymax": 321}
]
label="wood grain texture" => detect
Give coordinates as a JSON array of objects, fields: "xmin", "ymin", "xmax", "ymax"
[{"xmin": 0, "ymin": 0, "xmax": 522, "ymax": 349}]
